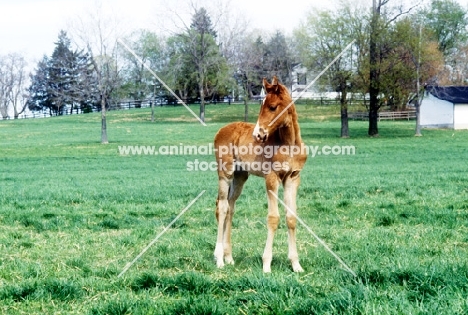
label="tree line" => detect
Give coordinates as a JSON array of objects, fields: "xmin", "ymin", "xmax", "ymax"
[{"xmin": 1, "ymin": 0, "xmax": 467, "ymax": 140}]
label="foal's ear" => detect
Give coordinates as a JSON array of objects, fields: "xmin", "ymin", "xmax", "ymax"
[
  {"xmin": 263, "ymin": 76, "xmax": 279, "ymax": 93},
  {"xmin": 262, "ymin": 77, "xmax": 269, "ymax": 89},
  {"xmin": 271, "ymin": 75, "xmax": 278, "ymax": 86}
]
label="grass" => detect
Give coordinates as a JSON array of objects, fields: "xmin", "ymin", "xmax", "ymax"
[{"xmin": 1, "ymin": 102, "xmax": 468, "ymax": 314}]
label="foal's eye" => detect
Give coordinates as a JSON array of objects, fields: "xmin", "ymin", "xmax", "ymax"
[{"xmin": 269, "ymin": 106, "xmax": 276, "ymax": 112}]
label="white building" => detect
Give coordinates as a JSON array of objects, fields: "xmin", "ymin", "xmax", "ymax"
[
  {"xmin": 290, "ymin": 64, "xmax": 339, "ymax": 99},
  {"xmin": 421, "ymin": 86, "xmax": 468, "ymax": 130}
]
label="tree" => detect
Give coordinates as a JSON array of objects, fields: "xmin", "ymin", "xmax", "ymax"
[
  {"xmin": 368, "ymin": 0, "xmax": 418, "ymax": 136},
  {"xmin": 119, "ymin": 30, "xmax": 165, "ymax": 106},
  {"xmin": 165, "ymin": 7, "xmax": 229, "ymax": 122},
  {"xmin": 48, "ymin": 31, "xmax": 74, "ymax": 114},
  {"xmin": 422, "ymin": 0, "xmax": 468, "ymax": 56},
  {"xmin": 74, "ymin": 50, "xmax": 100, "ymax": 114},
  {"xmin": 90, "ymin": 51, "xmax": 120, "ymax": 144},
  {"xmin": 216, "ymin": 3, "xmax": 251, "ymax": 119},
  {"xmin": 8, "ymin": 54, "xmax": 29, "ymax": 119},
  {"xmin": 165, "ymin": 34, "xmax": 198, "ymax": 101},
  {"xmin": 232, "ymin": 33, "xmax": 265, "ymax": 121},
  {"xmin": 27, "ymin": 31, "xmax": 97, "ymax": 116},
  {"xmin": 264, "ymin": 31, "xmax": 294, "ymax": 88},
  {"xmin": 187, "ymin": 7, "xmax": 225, "ymax": 122},
  {"xmin": 295, "ymin": 6, "xmax": 358, "ymax": 138},
  {"xmin": 27, "ymin": 56, "xmax": 52, "ymax": 115},
  {"xmin": 0, "ymin": 57, "xmax": 9, "ymax": 119},
  {"xmin": 71, "ymin": 3, "xmax": 122, "ymax": 144},
  {"xmin": 447, "ymin": 44, "xmax": 468, "ymax": 84},
  {"xmin": 420, "ymin": 0, "xmax": 468, "ymax": 85},
  {"xmin": 295, "ymin": 0, "xmax": 441, "ymax": 137},
  {"xmin": 368, "ymin": 0, "xmax": 386, "ymax": 137},
  {"xmin": 0, "ymin": 53, "xmax": 29, "ymax": 119},
  {"xmin": 375, "ymin": 17, "xmax": 442, "ymax": 135}
]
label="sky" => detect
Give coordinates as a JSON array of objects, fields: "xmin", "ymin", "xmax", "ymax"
[
  {"xmin": 1, "ymin": 0, "xmax": 467, "ymax": 64},
  {"xmin": 0, "ymin": 0, "xmax": 334, "ymax": 63}
]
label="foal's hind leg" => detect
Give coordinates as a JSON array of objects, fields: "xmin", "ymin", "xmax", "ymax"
[
  {"xmin": 223, "ymin": 171, "xmax": 248, "ymax": 265},
  {"xmin": 263, "ymin": 174, "xmax": 280, "ymax": 273},
  {"xmin": 215, "ymin": 177, "xmax": 230, "ymax": 268}
]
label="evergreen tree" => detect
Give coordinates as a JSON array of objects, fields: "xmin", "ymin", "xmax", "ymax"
[
  {"xmin": 164, "ymin": 7, "xmax": 228, "ymax": 122},
  {"xmin": 75, "ymin": 50, "xmax": 99, "ymax": 113},
  {"xmin": 27, "ymin": 31, "xmax": 98, "ymax": 115},
  {"xmin": 48, "ymin": 30, "xmax": 75, "ymax": 114},
  {"xmin": 190, "ymin": 7, "xmax": 217, "ymax": 37},
  {"xmin": 189, "ymin": 7, "xmax": 219, "ymax": 122},
  {"xmin": 264, "ymin": 31, "xmax": 293, "ymax": 88},
  {"xmin": 27, "ymin": 55, "xmax": 53, "ymax": 114}
]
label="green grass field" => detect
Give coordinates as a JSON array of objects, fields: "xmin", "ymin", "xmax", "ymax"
[{"xmin": 1, "ymin": 103, "xmax": 468, "ymax": 314}]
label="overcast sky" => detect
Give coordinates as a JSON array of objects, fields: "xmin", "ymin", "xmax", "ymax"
[
  {"xmin": 1, "ymin": 0, "xmax": 465, "ymax": 63},
  {"xmin": 0, "ymin": 0, "xmax": 335, "ymax": 62}
]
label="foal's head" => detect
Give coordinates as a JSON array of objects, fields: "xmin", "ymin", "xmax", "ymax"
[{"xmin": 253, "ymin": 76, "xmax": 294, "ymax": 143}]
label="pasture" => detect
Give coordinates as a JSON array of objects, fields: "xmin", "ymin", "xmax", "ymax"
[{"xmin": 1, "ymin": 103, "xmax": 468, "ymax": 314}]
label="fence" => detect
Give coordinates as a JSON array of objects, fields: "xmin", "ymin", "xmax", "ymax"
[
  {"xmin": 2, "ymin": 98, "xmax": 415, "ymax": 121},
  {"xmin": 0, "ymin": 111, "xmax": 53, "ymax": 120},
  {"xmin": 0, "ymin": 98, "xmax": 231, "ymax": 120},
  {"xmin": 349, "ymin": 110, "xmax": 416, "ymax": 121},
  {"xmin": 0, "ymin": 99, "xmax": 168, "ymax": 120}
]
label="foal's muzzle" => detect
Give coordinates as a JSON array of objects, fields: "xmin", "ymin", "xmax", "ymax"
[{"xmin": 253, "ymin": 127, "xmax": 268, "ymax": 142}]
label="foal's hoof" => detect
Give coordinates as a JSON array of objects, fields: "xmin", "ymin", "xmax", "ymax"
[
  {"xmin": 292, "ymin": 261, "xmax": 304, "ymax": 273},
  {"xmin": 216, "ymin": 259, "xmax": 224, "ymax": 269},
  {"xmin": 262, "ymin": 257, "xmax": 272, "ymax": 273},
  {"xmin": 224, "ymin": 256, "xmax": 235, "ymax": 265}
]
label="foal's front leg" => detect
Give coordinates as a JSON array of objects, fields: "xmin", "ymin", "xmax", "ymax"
[
  {"xmin": 284, "ymin": 173, "xmax": 303, "ymax": 272},
  {"xmin": 263, "ymin": 175, "xmax": 280, "ymax": 273}
]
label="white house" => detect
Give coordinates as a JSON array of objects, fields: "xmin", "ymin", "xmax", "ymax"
[
  {"xmin": 290, "ymin": 64, "xmax": 340, "ymax": 99},
  {"xmin": 290, "ymin": 64, "xmax": 315, "ymax": 98},
  {"xmin": 421, "ymin": 86, "xmax": 468, "ymax": 130}
]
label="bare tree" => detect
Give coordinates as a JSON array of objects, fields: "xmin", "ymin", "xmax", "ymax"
[
  {"xmin": 217, "ymin": 6, "xmax": 252, "ymax": 120},
  {"xmin": 0, "ymin": 57, "xmax": 10, "ymax": 119},
  {"xmin": 232, "ymin": 33, "xmax": 264, "ymax": 121},
  {"xmin": 9, "ymin": 54, "xmax": 29, "ymax": 119},
  {"xmin": 0, "ymin": 53, "xmax": 29, "ymax": 119},
  {"xmin": 70, "ymin": 2, "xmax": 122, "ymax": 144}
]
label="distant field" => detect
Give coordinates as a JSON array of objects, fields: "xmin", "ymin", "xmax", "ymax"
[{"xmin": 1, "ymin": 103, "xmax": 468, "ymax": 314}]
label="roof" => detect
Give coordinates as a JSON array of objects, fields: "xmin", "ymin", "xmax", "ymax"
[{"xmin": 426, "ymin": 85, "xmax": 468, "ymax": 104}]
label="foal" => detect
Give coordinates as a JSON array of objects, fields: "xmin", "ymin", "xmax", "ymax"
[{"xmin": 214, "ymin": 76, "xmax": 307, "ymax": 272}]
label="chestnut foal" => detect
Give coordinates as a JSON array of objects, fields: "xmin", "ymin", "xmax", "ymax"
[{"xmin": 214, "ymin": 76, "xmax": 307, "ymax": 272}]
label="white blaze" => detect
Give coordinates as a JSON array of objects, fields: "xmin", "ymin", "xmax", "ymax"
[{"xmin": 253, "ymin": 121, "xmax": 260, "ymax": 135}]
